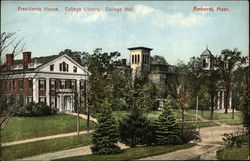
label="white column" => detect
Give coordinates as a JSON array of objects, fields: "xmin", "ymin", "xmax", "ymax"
[
  {"xmin": 57, "ymin": 95, "xmax": 61, "ymax": 112},
  {"xmin": 217, "ymin": 91, "xmax": 220, "ymax": 109},
  {"xmin": 46, "ymin": 78, "xmax": 50, "ymax": 106},
  {"xmin": 33, "ymin": 78, "xmax": 39, "ymax": 103},
  {"xmin": 229, "ymin": 91, "xmax": 232, "ymax": 109}
]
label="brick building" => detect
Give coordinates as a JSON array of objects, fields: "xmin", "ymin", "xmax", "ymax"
[{"xmin": 0, "ymin": 52, "xmax": 91, "ymax": 112}]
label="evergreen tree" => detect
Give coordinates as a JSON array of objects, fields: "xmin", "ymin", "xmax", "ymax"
[
  {"xmin": 119, "ymin": 102, "xmax": 150, "ymax": 147},
  {"xmin": 91, "ymin": 100, "xmax": 121, "ymax": 155},
  {"xmin": 154, "ymin": 97, "xmax": 181, "ymax": 145}
]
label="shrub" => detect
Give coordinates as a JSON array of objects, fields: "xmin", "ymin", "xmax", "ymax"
[
  {"xmin": 16, "ymin": 102, "xmax": 56, "ymax": 117},
  {"xmin": 178, "ymin": 125, "xmax": 201, "ymax": 144},
  {"xmin": 222, "ymin": 132, "xmax": 247, "ymax": 147}
]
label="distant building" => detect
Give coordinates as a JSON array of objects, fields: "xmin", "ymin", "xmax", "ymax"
[{"xmin": 0, "ymin": 52, "xmax": 91, "ymax": 112}]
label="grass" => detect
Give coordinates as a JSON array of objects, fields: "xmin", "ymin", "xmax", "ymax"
[
  {"xmin": 53, "ymin": 143, "xmax": 196, "ymax": 161},
  {"xmin": 181, "ymin": 121, "xmax": 219, "ymax": 128},
  {"xmin": 1, "ymin": 114, "xmax": 96, "ymax": 143},
  {"xmin": 187, "ymin": 109, "xmax": 242, "ymax": 120},
  {"xmin": 112, "ymin": 110, "xmax": 217, "ymax": 128},
  {"xmin": 216, "ymin": 145, "xmax": 249, "ymax": 160},
  {"xmin": 219, "ymin": 119, "xmax": 243, "ymax": 125},
  {"xmin": 1, "ymin": 134, "xmax": 92, "ymax": 160},
  {"xmin": 188, "ymin": 155, "xmax": 201, "ymax": 160}
]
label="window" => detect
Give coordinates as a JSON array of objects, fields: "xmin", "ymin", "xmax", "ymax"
[
  {"xmin": 60, "ymin": 80, "xmax": 65, "ymax": 89},
  {"xmin": 28, "ymin": 96, "xmax": 33, "ymax": 103},
  {"xmin": 203, "ymin": 59, "xmax": 207, "ymax": 68},
  {"xmin": 18, "ymin": 79, "xmax": 23, "ymax": 90},
  {"xmin": 132, "ymin": 55, "xmax": 134, "ymax": 64},
  {"xmin": 135, "ymin": 54, "xmax": 137, "ymax": 63},
  {"xmin": 59, "ymin": 62, "xmax": 69, "ymax": 72},
  {"xmin": 10, "ymin": 80, "xmax": 15, "ymax": 90},
  {"xmin": 50, "ymin": 79, "xmax": 55, "ymax": 90},
  {"xmin": 50, "ymin": 64, "xmax": 54, "ymax": 71},
  {"xmin": 29, "ymin": 79, "xmax": 33, "ymax": 89},
  {"xmin": 73, "ymin": 66, "xmax": 77, "ymax": 73},
  {"xmin": 138, "ymin": 55, "xmax": 140, "ymax": 63},
  {"xmin": 19, "ymin": 95, "xmax": 24, "ymax": 106},
  {"xmin": 39, "ymin": 97, "xmax": 46, "ymax": 103},
  {"xmin": 50, "ymin": 96, "xmax": 56, "ymax": 107},
  {"xmin": 71, "ymin": 80, "xmax": 76, "ymax": 89},
  {"xmin": 39, "ymin": 79, "xmax": 45, "ymax": 90},
  {"xmin": 4, "ymin": 80, "xmax": 7, "ymax": 90}
]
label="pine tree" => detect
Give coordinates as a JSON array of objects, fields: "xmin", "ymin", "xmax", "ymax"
[
  {"xmin": 154, "ymin": 98, "xmax": 181, "ymax": 145},
  {"xmin": 90, "ymin": 100, "xmax": 121, "ymax": 154},
  {"xmin": 119, "ymin": 103, "xmax": 150, "ymax": 147}
]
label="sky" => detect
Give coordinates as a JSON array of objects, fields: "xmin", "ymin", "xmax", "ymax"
[{"xmin": 1, "ymin": 1, "xmax": 249, "ymax": 65}]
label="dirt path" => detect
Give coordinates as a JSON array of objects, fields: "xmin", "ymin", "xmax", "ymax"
[
  {"xmin": 2, "ymin": 113, "xmax": 96, "ymax": 147},
  {"xmin": 141, "ymin": 125, "xmax": 244, "ymax": 160},
  {"xmin": 66, "ymin": 112, "xmax": 98, "ymax": 123},
  {"xmin": 18, "ymin": 143, "xmax": 128, "ymax": 161}
]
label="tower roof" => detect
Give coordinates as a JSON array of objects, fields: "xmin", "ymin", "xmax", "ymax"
[
  {"xmin": 128, "ymin": 47, "xmax": 153, "ymax": 51},
  {"xmin": 201, "ymin": 47, "xmax": 213, "ymax": 56}
]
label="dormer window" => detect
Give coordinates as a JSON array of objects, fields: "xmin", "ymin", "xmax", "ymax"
[
  {"xmin": 73, "ymin": 66, "xmax": 77, "ymax": 73},
  {"xmin": 59, "ymin": 62, "xmax": 69, "ymax": 72},
  {"xmin": 50, "ymin": 64, "xmax": 54, "ymax": 71}
]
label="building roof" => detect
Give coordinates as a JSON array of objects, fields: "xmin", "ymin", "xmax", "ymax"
[
  {"xmin": 13, "ymin": 55, "xmax": 60, "ymax": 65},
  {"xmin": 128, "ymin": 47, "xmax": 153, "ymax": 51},
  {"xmin": 201, "ymin": 47, "xmax": 213, "ymax": 56}
]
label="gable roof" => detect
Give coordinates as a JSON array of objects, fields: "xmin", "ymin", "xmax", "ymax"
[
  {"xmin": 201, "ymin": 47, "xmax": 213, "ymax": 56},
  {"xmin": 35, "ymin": 54, "xmax": 91, "ymax": 75}
]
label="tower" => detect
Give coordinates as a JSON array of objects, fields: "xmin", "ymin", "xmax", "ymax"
[
  {"xmin": 200, "ymin": 47, "xmax": 214, "ymax": 70},
  {"xmin": 128, "ymin": 47, "xmax": 153, "ymax": 79}
]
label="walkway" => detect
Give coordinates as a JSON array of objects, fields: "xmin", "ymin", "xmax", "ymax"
[
  {"xmin": 18, "ymin": 143, "xmax": 129, "ymax": 161},
  {"xmin": 66, "ymin": 112, "xmax": 98, "ymax": 123},
  {"xmin": 140, "ymin": 125, "xmax": 244, "ymax": 160},
  {"xmin": 2, "ymin": 113, "xmax": 96, "ymax": 147}
]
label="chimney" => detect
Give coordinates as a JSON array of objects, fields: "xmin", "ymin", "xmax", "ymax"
[
  {"xmin": 72, "ymin": 56, "xmax": 81, "ymax": 64},
  {"xmin": 23, "ymin": 52, "xmax": 31, "ymax": 69},
  {"xmin": 6, "ymin": 54, "xmax": 14, "ymax": 71},
  {"xmin": 122, "ymin": 59, "xmax": 127, "ymax": 66}
]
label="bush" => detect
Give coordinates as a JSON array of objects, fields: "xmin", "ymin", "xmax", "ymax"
[
  {"xmin": 16, "ymin": 102, "xmax": 57, "ymax": 117},
  {"xmin": 178, "ymin": 125, "xmax": 201, "ymax": 144},
  {"xmin": 222, "ymin": 132, "xmax": 247, "ymax": 147}
]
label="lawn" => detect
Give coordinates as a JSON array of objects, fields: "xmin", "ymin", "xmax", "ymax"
[
  {"xmin": 53, "ymin": 143, "xmax": 196, "ymax": 161},
  {"xmin": 1, "ymin": 114, "xmax": 96, "ymax": 143},
  {"xmin": 219, "ymin": 119, "xmax": 243, "ymax": 125},
  {"xmin": 1, "ymin": 134, "xmax": 92, "ymax": 160},
  {"xmin": 187, "ymin": 109, "xmax": 242, "ymax": 120},
  {"xmin": 216, "ymin": 146, "xmax": 249, "ymax": 160}
]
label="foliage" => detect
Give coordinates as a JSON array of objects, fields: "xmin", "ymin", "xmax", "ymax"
[
  {"xmin": 16, "ymin": 102, "xmax": 56, "ymax": 117},
  {"xmin": 178, "ymin": 125, "xmax": 201, "ymax": 144},
  {"xmin": 216, "ymin": 145, "xmax": 249, "ymax": 160},
  {"xmin": 154, "ymin": 98, "xmax": 181, "ymax": 145},
  {"xmin": 119, "ymin": 105, "xmax": 150, "ymax": 147},
  {"xmin": 91, "ymin": 100, "xmax": 121, "ymax": 154},
  {"xmin": 239, "ymin": 80, "xmax": 249, "ymax": 129},
  {"xmin": 151, "ymin": 55, "xmax": 168, "ymax": 65},
  {"xmin": 214, "ymin": 48, "xmax": 246, "ymax": 113},
  {"xmin": 222, "ymin": 132, "xmax": 247, "ymax": 148}
]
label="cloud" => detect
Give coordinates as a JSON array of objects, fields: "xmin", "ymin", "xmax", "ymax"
[
  {"xmin": 128, "ymin": 4, "xmax": 205, "ymax": 27},
  {"xmin": 84, "ymin": 11, "xmax": 107, "ymax": 22}
]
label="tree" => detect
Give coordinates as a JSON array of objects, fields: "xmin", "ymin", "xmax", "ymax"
[
  {"xmin": 240, "ymin": 81, "xmax": 249, "ymax": 129},
  {"xmin": 151, "ymin": 55, "xmax": 167, "ymax": 65},
  {"xmin": 90, "ymin": 100, "xmax": 121, "ymax": 154},
  {"xmin": 154, "ymin": 97, "xmax": 181, "ymax": 145},
  {"xmin": 215, "ymin": 48, "xmax": 246, "ymax": 113},
  {"xmin": 119, "ymin": 99, "xmax": 150, "ymax": 147}
]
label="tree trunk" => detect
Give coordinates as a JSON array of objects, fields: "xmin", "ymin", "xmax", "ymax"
[
  {"xmin": 181, "ymin": 107, "xmax": 184, "ymax": 123},
  {"xmin": 210, "ymin": 94, "xmax": 215, "ymax": 120}
]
